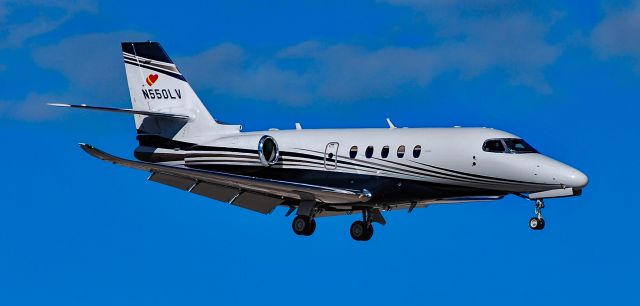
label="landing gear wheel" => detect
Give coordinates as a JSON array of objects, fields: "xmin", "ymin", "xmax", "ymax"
[
  {"xmin": 529, "ymin": 217, "xmax": 545, "ymax": 230},
  {"xmin": 292, "ymin": 216, "xmax": 316, "ymax": 236},
  {"xmin": 529, "ymin": 217, "xmax": 538, "ymax": 230},
  {"xmin": 307, "ymin": 218, "xmax": 317, "ymax": 235},
  {"xmin": 350, "ymin": 221, "xmax": 374, "ymax": 241},
  {"xmin": 361, "ymin": 224, "xmax": 374, "ymax": 241},
  {"xmin": 350, "ymin": 221, "xmax": 366, "ymax": 241},
  {"xmin": 529, "ymin": 199, "xmax": 546, "ymax": 230}
]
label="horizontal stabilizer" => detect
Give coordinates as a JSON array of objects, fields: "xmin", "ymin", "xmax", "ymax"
[{"xmin": 48, "ymin": 103, "xmax": 191, "ymax": 120}]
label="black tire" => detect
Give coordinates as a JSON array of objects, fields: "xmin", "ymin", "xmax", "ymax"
[
  {"xmin": 304, "ymin": 218, "xmax": 317, "ymax": 236},
  {"xmin": 361, "ymin": 224, "xmax": 374, "ymax": 241},
  {"xmin": 529, "ymin": 217, "xmax": 540, "ymax": 230},
  {"xmin": 350, "ymin": 221, "xmax": 367, "ymax": 241},
  {"xmin": 292, "ymin": 216, "xmax": 311, "ymax": 236},
  {"xmin": 537, "ymin": 218, "xmax": 545, "ymax": 230}
]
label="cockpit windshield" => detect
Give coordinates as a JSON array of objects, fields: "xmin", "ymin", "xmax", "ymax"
[
  {"xmin": 483, "ymin": 138, "xmax": 538, "ymax": 154},
  {"xmin": 503, "ymin": 139, "xmax": 538, "ymax": 153}
]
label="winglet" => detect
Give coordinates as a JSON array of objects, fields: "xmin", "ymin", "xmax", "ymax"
[
  {"xmin": 295, "ymin": 123, "xmax": 302, "ymax": 130},
  {"xmin": 79, "ymin": 143, "xmax": 110, "ymax": 162}
]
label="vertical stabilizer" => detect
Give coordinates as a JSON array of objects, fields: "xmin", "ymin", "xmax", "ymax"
[{"xmin": 121, "ymin": 42, "xmax": 239, "ymax": 145}]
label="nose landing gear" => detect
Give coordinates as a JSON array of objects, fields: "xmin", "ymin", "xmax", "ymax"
[{"xmin": 529, "ymin": 199, "xmax": 546, "ymax": 230}]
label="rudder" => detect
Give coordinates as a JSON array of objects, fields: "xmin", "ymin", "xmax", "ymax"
[{"xmin": 121, "ymin": 41, "xmax": 238, "ymax": 145}]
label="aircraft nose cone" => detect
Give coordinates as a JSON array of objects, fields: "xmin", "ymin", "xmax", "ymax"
[{"xmin": 567, "ymin": 169, "xmax": 588, "ymax": 189}]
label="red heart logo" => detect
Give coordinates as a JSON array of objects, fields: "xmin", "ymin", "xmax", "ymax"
[{"xmin": 146, "ymin": 74, "xmax": 158, "ymax": 86}]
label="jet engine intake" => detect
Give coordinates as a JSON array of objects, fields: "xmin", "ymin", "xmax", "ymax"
[{"xmin": 258, "ymin": 135, "xmax": 279, "ymax": 166}]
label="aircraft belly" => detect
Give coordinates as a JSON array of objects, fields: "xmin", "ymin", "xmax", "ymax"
[{"xmin": 184, "ymin": 164, "xmax": 503, "ymax": 204}]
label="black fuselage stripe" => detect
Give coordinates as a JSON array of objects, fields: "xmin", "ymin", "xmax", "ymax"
[
  {"xmin": 187, "ymin": 155, "xmax": 380, "ymax": 175},
  {"xmin": 293, "ymin": 148, "xmax": 523, "ymax": 186},
  {"xmin": 290, "ymin": 150, "xmax": 500, "ymax": 184},
  {"xmin": 123, "ymin": 53, "xmax": 180, "ymax": 73},
  {"xmin": 295, "ymin": 148, "xmax": 556, "ymax": 187},
  {"xmin": 183, "ymin": 148, "xmax": 522, "ymax": 185},
  {"xmin": 124, "ymin": 60, "xmax": 186, "ymax": 81},
  {"xmin": 372, "ymin": 156, "xmax": 534, "ymax": 186},
  {"xmin": 411, "ymin": 161, "xmax": 558, "ymax": 186},
  {"xmin": 124, "ymin": 58, "xmax": 179, "ymax": 73},
  {"xmin": 185, "ymin": 153, "xmax": 259, "ymax": 160}
]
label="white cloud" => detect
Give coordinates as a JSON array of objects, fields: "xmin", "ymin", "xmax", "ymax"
[
  {"xmin": 591, "ymin": 1, "xmax": 640, "ymax": 71},
  {"xmin": 177, "ymin": 42, "xmax": 444, "ymax": 104},
  {"xmin": 278, "ymin": 43, "xmax": 443, "ymax": 101},
  {"xmin": 4, "ymin": 92, "xmax": 67, "ymax": 121},
  {"xmin": 382, "ymin": 0, "xmax": 561, "ymax": 92},
  {"xmin": 0, "ymin": 31, "xmax": 149, "ymax": 121},
  {"xmin": 32, "ymin": 31, "xmax": 151, "ymax": 103},
  {"xmin": 9, "ymin": 1, "xmax": 564, "ymax": 121},
  {"xmin": 176, "ymin": 30, "xmax": 557, "ymax": 105},
  {"xmin": 173, "ymin": 0, "xmax": 562, "ymax": 102},
  {"xmin": 177, "ymin": 44, "xmax": 313, "ymax": 104},
  {"xmin": 0, "ymin": 0, "xmax": 96, "ymax": 48}
]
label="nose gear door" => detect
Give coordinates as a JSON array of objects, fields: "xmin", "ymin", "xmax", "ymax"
[{"xmin": 324, "ymin": 142, "xmax": 339, "ymax": 170}]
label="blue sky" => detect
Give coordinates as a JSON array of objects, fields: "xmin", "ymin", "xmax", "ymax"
[{"xmin": 1, "ymin": 0, "xmax": 639, "ymax": 305}]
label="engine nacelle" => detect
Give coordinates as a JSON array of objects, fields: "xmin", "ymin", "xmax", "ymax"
[
  {"xmin": 258, "ymin": 135, "xmax": 279, "ymax": 166},
  {"xmin": 206, "ymin": 134, "xmax": 280, "ymax": 167}
]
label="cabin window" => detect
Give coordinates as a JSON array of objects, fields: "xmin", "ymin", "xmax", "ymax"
[
  {"xmin": 413, "ymin": 145, "xmax": 421, "ymax": 158},
  {"xmin": 349, "ymin": 146, "xmax": 358, "ymax": 158},
  {"xmin": 483, "ymin": 139, "xmax": 506, "ymax": 153},
  {"xmin": 381, "ymin": 146, "xmax": 390, "ymax": 158},
  {"xmin": 365, "ymin": 146, "xmax": 374, "ymax": 158},
  {"xmin": 397, "ymin": 145, "xmax": 405, "ymax": 158}
]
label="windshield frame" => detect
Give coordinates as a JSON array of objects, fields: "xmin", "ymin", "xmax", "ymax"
[
  {"xmin": 503, "ymin": 138, "xmax": 538, "ymax": 154},
  {"xmin": 482, "ymin": 139, "xmax": 507, "ymax": 153},
  {"xmin": 482, "ymin": 138, "xmax": 539, "ymax": 154}
]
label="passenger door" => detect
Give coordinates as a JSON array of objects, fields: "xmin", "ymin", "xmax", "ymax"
[{"xmin": 324, "ymin": 142, "xmax": 339, "ymax": 170}]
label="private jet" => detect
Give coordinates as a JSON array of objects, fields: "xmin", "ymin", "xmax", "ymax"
[{"xmin": 50, "ymin": 41, "xmax": 588, "ymax": 241}]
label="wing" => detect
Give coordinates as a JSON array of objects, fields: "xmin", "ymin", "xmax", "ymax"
[{"xmin": 80, "ymin": 144, "xmax": 371, "ymax": 214}]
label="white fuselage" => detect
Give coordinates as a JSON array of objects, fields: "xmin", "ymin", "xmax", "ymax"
[{"xmin": 141, "ymin": 127, "xmax": 588, "ymax": 203}]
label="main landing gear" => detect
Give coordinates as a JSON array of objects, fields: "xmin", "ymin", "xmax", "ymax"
[
  {"xmin": 350, "ymin": 210, "xmax": 374, "ymax": 241},
  {"xmin": 292, "ymin": 215, "xmax": 316, "ymax": 236},
  {"xmin": 291, "ymin": 209, "xmax": 380, "ymax": 241},
  {"xmin": 529, "ymin": 199, "xmax": 546, "ymax": 230}
]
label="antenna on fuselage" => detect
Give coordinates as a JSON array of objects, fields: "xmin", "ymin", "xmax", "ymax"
[{"xmin": 386, "ymin": 118, "xmax": 397, "ymax": 129}]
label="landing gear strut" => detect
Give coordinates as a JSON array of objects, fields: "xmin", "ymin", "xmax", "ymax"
[
  {"xmin": 350, "ymin": 210, "xmax": 374, "ymax": 241},
  {"xmin": 529, "ymin": 199, "xmax": 546, "ymax": 230},
  {"xmin": 292, "ymin": 215, "xmax": 316, "ymax": 236}
]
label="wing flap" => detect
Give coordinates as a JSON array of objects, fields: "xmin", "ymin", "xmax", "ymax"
[
  {"xmin": 190, "ymin": 182, "xmax": 239, "ymax": 203},
  {"xmin": 149, "ymin": 172, "xmax": 194, "ymax": 190},
  {"xmin": 231, "ymin": 192, "xmax": 283, "ymax": 214},
  {"xmin": 149, "ymin": 172, "xmax": 281, "ymax": 214}
]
